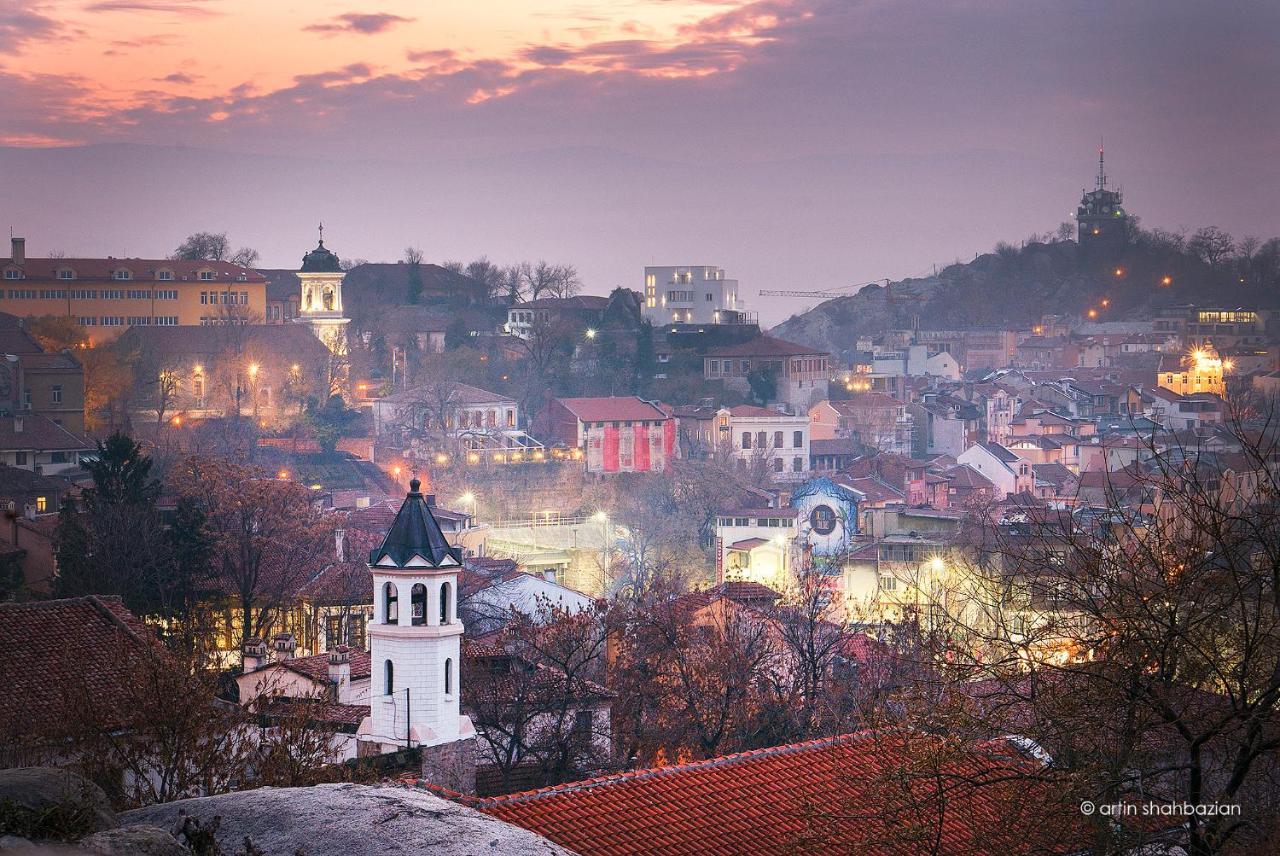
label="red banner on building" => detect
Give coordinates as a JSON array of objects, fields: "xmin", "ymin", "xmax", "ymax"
[
  {"xmin": 633, "ymin": 425, "xmax": 650, "ymax": 471},
  {"xmin": 603, "ymin": 425, "xmax": 620, "ymax": 472}
]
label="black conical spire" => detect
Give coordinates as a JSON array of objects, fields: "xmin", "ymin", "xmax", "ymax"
[{"xmin": 368, "ymin": 479, "xmax": 462, "ymax": 568}]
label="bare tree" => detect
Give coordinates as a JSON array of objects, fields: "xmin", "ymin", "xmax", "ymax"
[{"xmin": 1188, "ymin": 226, "xmax": 1237, "ymax": 268}]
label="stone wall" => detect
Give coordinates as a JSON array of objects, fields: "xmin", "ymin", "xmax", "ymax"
[{"xmin": 421, "ymin": 735, "xmax": 477, "ymax": 795}]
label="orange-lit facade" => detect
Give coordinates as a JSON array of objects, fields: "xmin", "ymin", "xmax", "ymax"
[
  {"xmin": 1160, "ymin": 348, "xmax": 1227, "ymax": 397},
  {"xmin": 1, "ymin": 238, "xmax": 266, "ymax": 345}
]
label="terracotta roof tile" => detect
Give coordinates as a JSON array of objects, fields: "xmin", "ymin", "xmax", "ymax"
[
  {"xmin": 467, "ymin": 731, "xmax": 1089, "ymax": 855},
  {"xmin": 0, "ymin": 596, "xmax": 158, "ymax": 741}
]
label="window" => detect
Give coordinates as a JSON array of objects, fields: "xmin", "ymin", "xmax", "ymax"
[
  {"xmin": 772, "ymin": 457, "xmax": 783, "ymax": 472},
  {"xmin": 126, "ymin": 289, "xmax": 151, "ymax": 300},
  {"xmin": 198, "ymin": 270, "xmax": 215, "ymax": 281},
  {"xmin": 14, "ymin": 452, "xmax": 26, "ymax": 466},
  {"xmin": 773, "ymin": 431, "xmax": 783, "ymax": 448},
  {"xmin": 383, "ymin": 581, "xmax": 398, "ymax": 623},
  {"xmin": 102, "ymin": 289, "xmax": 124, "ymax": 299},
  {"xmin": 756, "ymin": 431, "xmax": 767, "ymax": 449},
  {"xmin": 35, "ymin": 496, "xmax": 47, "ymax": 513},
  {"xmin": 156, "ymin": 316, "xmax": 178, "ymax": 326},
  {"xmin": 444, "ymin": 658, "xmax": 453, "ymax": 696},
  {"xmin": 113, "ymin": 269, "xmax": 132, "ymax": 280},
  {"xmin": 56, "ymin": 269, "xmax": 74, "ymax": 280},
  {"xmin": 326, "ymin": 615, "xmax": 343, "ymax": 648},
  {"xmin": 879, "ymin": 575, "xmax": 898, "ymax": 592},
  {"xmin": 705, "ymin": 293, "xmax": 713, "ymax": 301},
  {"xmin": 157, "ymin": 269, "xmax": 173, "ymax": 281},
  {"xmin": 156, "ymin": 289, "xmax": 177, "ymax": 300},
  {"xmin": 240, "ymin": 291, "xmax": 249, "ymax": 305},
  {"xmin": 8, "ymin": 289, "xmax": 36, "ymax": 299},
  {"xmin": 384, "ymin": 660, "xmax": 394, "ymax": 695},
  {"xmin": 574, "ymin": 710, "xmax": 594, "ymax": 741},
  {"xmin": 793, "ymin": 431, "xmax": 804, "ymax": 448},
  {"xmin": 3, "ymin": 270, "xmax": 19, "ymax": 280},
  {"xmin": 39, "ymin": 290, "xmax": 66, "ymax": 299},
  {"xmin": 741, "ymin": 431, "xmax": 751, "ymax": 449},
  {"xmin": 200, "ymin": 291, "xmax": 208, "ymax": 305},
  {"xmin": 411, "ymin": 583, "xmax": 427, "ymax": 625},
  {"xmin": 51, "ymin": 452, "xmax": 67, "ymax": 464},
  {"xmin": 793, "ymin": 456, "xmax": 803, "ymax": 472},
  {"xmin": 51, "ymin": 385, "xmax": 61, "ymax": 404},
  {"xmin": 71, "ymin": 289, "xmax": 98, "ymax": 300},
  {"xmin": 439, "ymin": 582, "xmax": 451, "ymax": 624}
]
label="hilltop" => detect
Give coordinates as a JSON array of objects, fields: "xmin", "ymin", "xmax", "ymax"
[{"xmin": 770, "ymin": 229, "xmax": 1280, "ymax": 356}]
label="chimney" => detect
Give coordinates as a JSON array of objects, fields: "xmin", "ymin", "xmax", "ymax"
[
  {"xmin": 10, "ymin": 238, "xmax": 24, "ymax": 267},
  {"xmin": 334, "ymin": 527, "xmax": 346, "ymax": 562},
  {"xmin": 242, "ymin": 637, "xmax": 268, "ymax": 673},
  {"xmin": 272, "ymin": 632, "xmax": 296, "ymax": 660},
  {"xmin": 328, "ymin": 645, "xmax": 352, "ymax": 702},
  {"xmin": 425, "ymin": 493, "xmax": 436, "ymax": 507}
]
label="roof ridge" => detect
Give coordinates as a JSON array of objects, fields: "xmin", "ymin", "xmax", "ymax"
[{"xmin": 472, "ymin": 731, "xmax": 880, "ymax": 806}]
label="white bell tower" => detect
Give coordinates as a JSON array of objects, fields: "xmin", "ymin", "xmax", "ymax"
[
  {"xmin": 364, "ymin": 478, "xmax": 474, "ymax": 750},
  {"xmin": 295, "ymin": 224, "xmax": 351, "ymax": 359}
]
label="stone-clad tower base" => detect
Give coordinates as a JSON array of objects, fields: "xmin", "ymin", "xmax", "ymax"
[{"xmin": 421, "ymin": 735, "xmax": 477, "ymax": 795}]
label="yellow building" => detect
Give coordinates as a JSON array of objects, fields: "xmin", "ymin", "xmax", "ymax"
[
  {"xmin": 1, "ymin": 237, "xmax": 267, "ymax": 344},
  {"xmin": 1159, "ymin": 347, "xmax": 1228, "ymax": 397}
]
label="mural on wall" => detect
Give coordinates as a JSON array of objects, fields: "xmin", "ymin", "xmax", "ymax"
[{"xmin": 791, "ymin": 477, "xmax": 864, "ymax": 557}]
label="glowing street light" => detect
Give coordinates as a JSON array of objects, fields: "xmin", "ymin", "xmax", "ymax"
[
  {"xmin": 248, "ymin": 362, "xmax": 259, "ymax": 378},
  {"xmin": 1161, "ymin": 275, "xmax": 1173, "ymax": 286},
  {"xmin": 1100, "ymin": 298, "xmax": 1110, "ymax": 308},
  {"xmin": 1087, "ymin": 308, "xmax": 1099, "ymax": 319},
  {"xmin": 277, "ymin": 469, "xmax": 289, "ymax": 480},
  {"xmin": 585, "ymin": 328, "xmax": 597, "ymax": 340},
  {"xmin": 1113, "ymin": 267, "xmax": 1124, "ymax": 277}
]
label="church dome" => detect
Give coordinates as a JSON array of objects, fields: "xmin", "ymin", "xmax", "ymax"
[{"xmin": 300, "ymin": 239, "xmax": 342, "ymax": 273}]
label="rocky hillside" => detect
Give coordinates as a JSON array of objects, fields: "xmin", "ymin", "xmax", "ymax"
[{"xmin": 770, "ymin": 234, "xmax": 1280, "ymax": 357}]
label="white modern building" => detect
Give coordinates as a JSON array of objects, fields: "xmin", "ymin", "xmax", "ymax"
[{"xmin": 642, "ymin": 265, "xmax": 747, "ymax": 325}]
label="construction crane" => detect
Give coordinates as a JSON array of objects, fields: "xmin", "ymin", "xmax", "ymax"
[{"xmin": 758, "ymin": 280, "xmax": 883, "ymax": 299}]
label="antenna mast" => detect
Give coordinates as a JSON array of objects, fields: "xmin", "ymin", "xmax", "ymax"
[{"xmin": 1096, "ymin": 141, "xmax": 1107, "ymax": 191}]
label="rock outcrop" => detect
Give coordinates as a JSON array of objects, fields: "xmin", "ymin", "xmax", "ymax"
[{"xmin": 121, "ymin": 783, "xmax": 574, "ymax": 855}]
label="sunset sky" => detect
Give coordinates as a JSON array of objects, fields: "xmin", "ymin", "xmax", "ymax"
[{"xmin": 3, "ymin": 0, "xmax": 1278, "ymax": 322}]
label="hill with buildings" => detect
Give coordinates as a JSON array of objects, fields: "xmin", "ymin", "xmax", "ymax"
[{"xmin": 771, "ymin": 230, "xmax": 1280, "ymax": 358}]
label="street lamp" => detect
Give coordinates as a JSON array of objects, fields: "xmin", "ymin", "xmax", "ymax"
[{"xmin": 585, "ymin": 328, "xmax": 597, "ymax": 340}]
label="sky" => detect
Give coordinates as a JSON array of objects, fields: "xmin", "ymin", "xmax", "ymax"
[{"xmin": 3, "ymin": 0, "xmax": 1279, "ymax": 324}]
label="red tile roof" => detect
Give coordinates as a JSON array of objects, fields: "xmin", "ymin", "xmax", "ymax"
[
  {"xmin": 0, "ymin": 596, "xmax": 158, "ymax": 742},
  {"xmin": 277, "ymin": 650, "xmax": 372, "ymax": 683},
  {"xmin": 0, "ymin": 414, "xmax": 93, "ymax": 452},
  {"xmin": 1, "ymin": 257, "xmax": 265, "ymax": 284},
  {"xmin": 556, "ymin": 397, "xmax": 671, "ymax": 423},
  {"xmin": 825, "ymin": 393, "xmax": 903, "ymax": 412},
  {"xmin": 470, "ymin": 731, "xmax": 1087, "ymax": 855},
  {"xmin": 705, "ymin": 334, "xmax": 827, "ymax": 358}
]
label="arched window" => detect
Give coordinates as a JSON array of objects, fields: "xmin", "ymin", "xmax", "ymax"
[
  {"xmin": 444, "ymin": 658, "xmax": 452, "ymax": 695},
  {"xmin": 411, "ymin": 583, "xmax": 427, "ymax": 626},
  {"xmin": 439, "ymin": 582, "xmax": 451, "ymax": 624},
  {"xmin": 384, "ymin": 582, "xmax": 398, "ymax": 624},
  {"xmin": 384, "ymin": 659, "xmax": 394, "ymax": 695},
  {"xmin": 323, "ymin": 287, "xmax": 334, "ymax": 310}
]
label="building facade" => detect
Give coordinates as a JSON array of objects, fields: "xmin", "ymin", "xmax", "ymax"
[
  {"xmin": 703, "ymin": 335, "xmax": 830, "ymax": 411},
  {"xmin": 714, "ymin": 405, "xmax": 810, "ymax": 478},
  {"xmin": 0, "ymin": 238, "xmax": 267, "ymax": 344}
]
